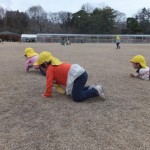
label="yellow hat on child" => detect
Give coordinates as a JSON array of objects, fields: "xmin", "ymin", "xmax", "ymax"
[
  {"xmin": 34, "ymin": 51, "xmax": 63, "ymax": 66},
  {"xmin": 130, "ymin": 55, "xmax": 147, "ymax": 68},
  {"xmin": 116, "ymin": 35, "xmax": 120, "ymax": 40},
  {"xmin": 24, "ymin": 48, "xmax": 38, "ymax": 58}
]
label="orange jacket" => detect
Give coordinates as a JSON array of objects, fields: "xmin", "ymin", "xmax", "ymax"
[{"xmin": 44, "ymin": 63, "xmax": 71, "ymax": 97}]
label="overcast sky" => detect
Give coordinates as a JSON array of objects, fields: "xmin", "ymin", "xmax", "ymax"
[{"xmin": 0, "ymin": 0, "xmax": 150, "ymax": 17}]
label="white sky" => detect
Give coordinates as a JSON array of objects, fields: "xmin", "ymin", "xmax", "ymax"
[{"xmin": 0, "ymin": 0, "xmax": 150, "ymax": 17}]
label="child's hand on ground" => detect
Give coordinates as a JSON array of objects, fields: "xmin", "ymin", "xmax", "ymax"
[
  {"xmin": 130, "ymin": 73, "xmax": 135, "ymax": 78},
  {"xmin": 41, "ymin": 94, "xmax": 48, "ymax": 98},
  {"xmin": 41, "ymin": 94, "xmax": 51, "ymax": 98},
  {"xmin": 35, "ymin": 65, "xmax": 39, "ymax": 70}
]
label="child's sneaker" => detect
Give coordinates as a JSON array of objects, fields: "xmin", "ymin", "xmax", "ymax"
[
  {"xmin": 94, "ymin": 84, "xmax": 106, "ymax": 101},
  {"xmin": 88, "ymin": 85, "xmax": 95, "ymax": 90}
]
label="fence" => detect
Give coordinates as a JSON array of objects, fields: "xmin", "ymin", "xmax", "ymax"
[{"xmin": 21, "ymin": 34, "xmax": 150, "ymax": 43}]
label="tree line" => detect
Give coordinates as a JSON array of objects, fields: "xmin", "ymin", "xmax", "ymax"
[{"xmin": 0, "ymin": 4, "xmax": 150, "ymax": 34}]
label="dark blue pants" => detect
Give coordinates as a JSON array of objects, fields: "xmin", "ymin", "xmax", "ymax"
[
  {"xmin": 72, "ymin": 71, "xmax": 99, "ymax": 102},
  {"xmin": 116, "ymin": 43, "xmax": 120, "ymax": 49}
]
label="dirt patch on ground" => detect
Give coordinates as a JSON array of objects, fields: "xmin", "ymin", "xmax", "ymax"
[{"xmin": 0, "ymin": 42, "xmax": 150, "ymax": 150}]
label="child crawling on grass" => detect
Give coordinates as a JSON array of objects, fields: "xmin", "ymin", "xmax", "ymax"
[
  {"xmin": 130, "ymin": 55, "xmax": 150, "ymax": 80},
  {"xmin": 24, "ymin": 47, "xmax": 46, "ymax": 76},
  {"xmin": 34, "ymin": 51, "xmax": 106, "ymax": 102}
]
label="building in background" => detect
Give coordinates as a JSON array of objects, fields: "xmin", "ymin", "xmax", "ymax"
[{"xmin": 21, "ymin": 34, "xmax": 37, "ymax": 42}]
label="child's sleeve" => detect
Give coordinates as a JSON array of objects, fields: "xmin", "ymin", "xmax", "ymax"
[
  {"xmin": 139, "ymin": 69, "xmax": 149, "ymax": 80},
  {"xmin": 25, "ymin": 59, "xmax": 31, "ymax": 72},
  {"xmin": 25, "ymin": 57, "xmax": 35, "ymax": 72},
  {"xmin": 44, "ymin": 66, "xmax": 54, "ymax": 97}
]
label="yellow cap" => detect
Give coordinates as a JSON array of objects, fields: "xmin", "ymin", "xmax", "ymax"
[
  {"xmin": 33, "ymin": 51, "xmax": 63, "ymax": 66},
  {"xmin": 24, "ymin": 47, "xmax": 38, "ymax": 58},
  {"xmin": 130, "ymin": 55, "xmax": 147, "ymax": 68},
  {"xmin": 116, "ymin": 35, "xmax": 120, "ymax": 40}
]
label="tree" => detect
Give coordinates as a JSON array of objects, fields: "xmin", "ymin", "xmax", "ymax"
[
  {"xmin": 126, "ymin": 17, "xmax": 142, "ymax": 34},
  {"xmin": 71, "ymin": 10, "xmax": 90, "ymax": 33},
  {"xmin": 57, "ymin": 11, "xmax": 73, "ymax": 33},
  {"xmin": 47, "ymin": 12, "xmax": 62, "ymax": 33},
  {"xmin": 2, "ymin": 10, "xmax": 29, "ymax": 33},
  {"xmin": 0, "ymin": 6, "xmax": 6, "ymax": 31},
  {"xmin": 48, "ymin": 11, "xmax": 73, "ymax": 33},
  {"xmin": 26, "ymin": 5, "xmax": 48, "ymax": 33},
  {"xmin": 136, "ymin": 8, "xmax": 150, "ymax": 34},
  {"xmin": 0, "ymin": 5, "xmax": 5, "ymax": 19},
  {"xmin": 90, "ymin": 7, "xmax": 117, "ymax": 34},
  {"xmin": 114, "ymin": 10, "xmax": 126, "ymax": 33}
]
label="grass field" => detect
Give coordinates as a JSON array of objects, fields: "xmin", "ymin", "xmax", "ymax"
[{"xmin": 0, "ymin": 42, "xmax": 150, "ymax": 150}]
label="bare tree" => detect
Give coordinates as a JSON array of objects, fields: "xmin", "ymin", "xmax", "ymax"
[
  {"xmin": 26, "ymin": 5, "xmax": 48, "ymax": 33},
  {"xmin": 114, "ymin": 10, "xmax": 126, "ymax": 33},
  {"xmin": 48, "ymin": 11, "xmax": 73, "ymax": 33},
  {"xmin": 48, "ymin": 12, "xmax": 61, "ymax": 24},
  {"xmin": 0, "ymin": 5, "xmax": 6, "ymax": 19}
]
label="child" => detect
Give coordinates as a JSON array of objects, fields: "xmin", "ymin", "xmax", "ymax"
[
  {"xmin": 130, "ymin": 55, "xmax": 150, "ymax": 80},
  {"xmin": 24, "ymin": 47, "xmax": 46, "ymax": 76},
  {"xmin": 66, "ymin": 38, "xmax": 71, "ymax": 45},
  {"xmin": 34, "ymin": 51, "xmax": 106, "ymax": 102},
  {"xmin": 116, "ymin": 35, "xmax": 121, "ymax": 49},
  {"xmin": 61, "ymin": 38, "xmax": 65, "ymax": 45}
]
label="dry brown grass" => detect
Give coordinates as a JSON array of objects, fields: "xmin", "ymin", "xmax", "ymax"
[{"xmin": 0, "ymin": 42, "xmax": 150, "ymax": 150}]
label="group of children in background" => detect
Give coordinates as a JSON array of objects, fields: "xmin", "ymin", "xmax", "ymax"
[
  {"xmin": 61, "ymin": 35, "xmax": 121, "ymax": 48},
  {"xmin": 24, "ymin": 46, "xmax": 150, "ymax": 102},
  {"xmin": 61, "ymin": 38, "xmax": 71, "ymax": 45}
]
